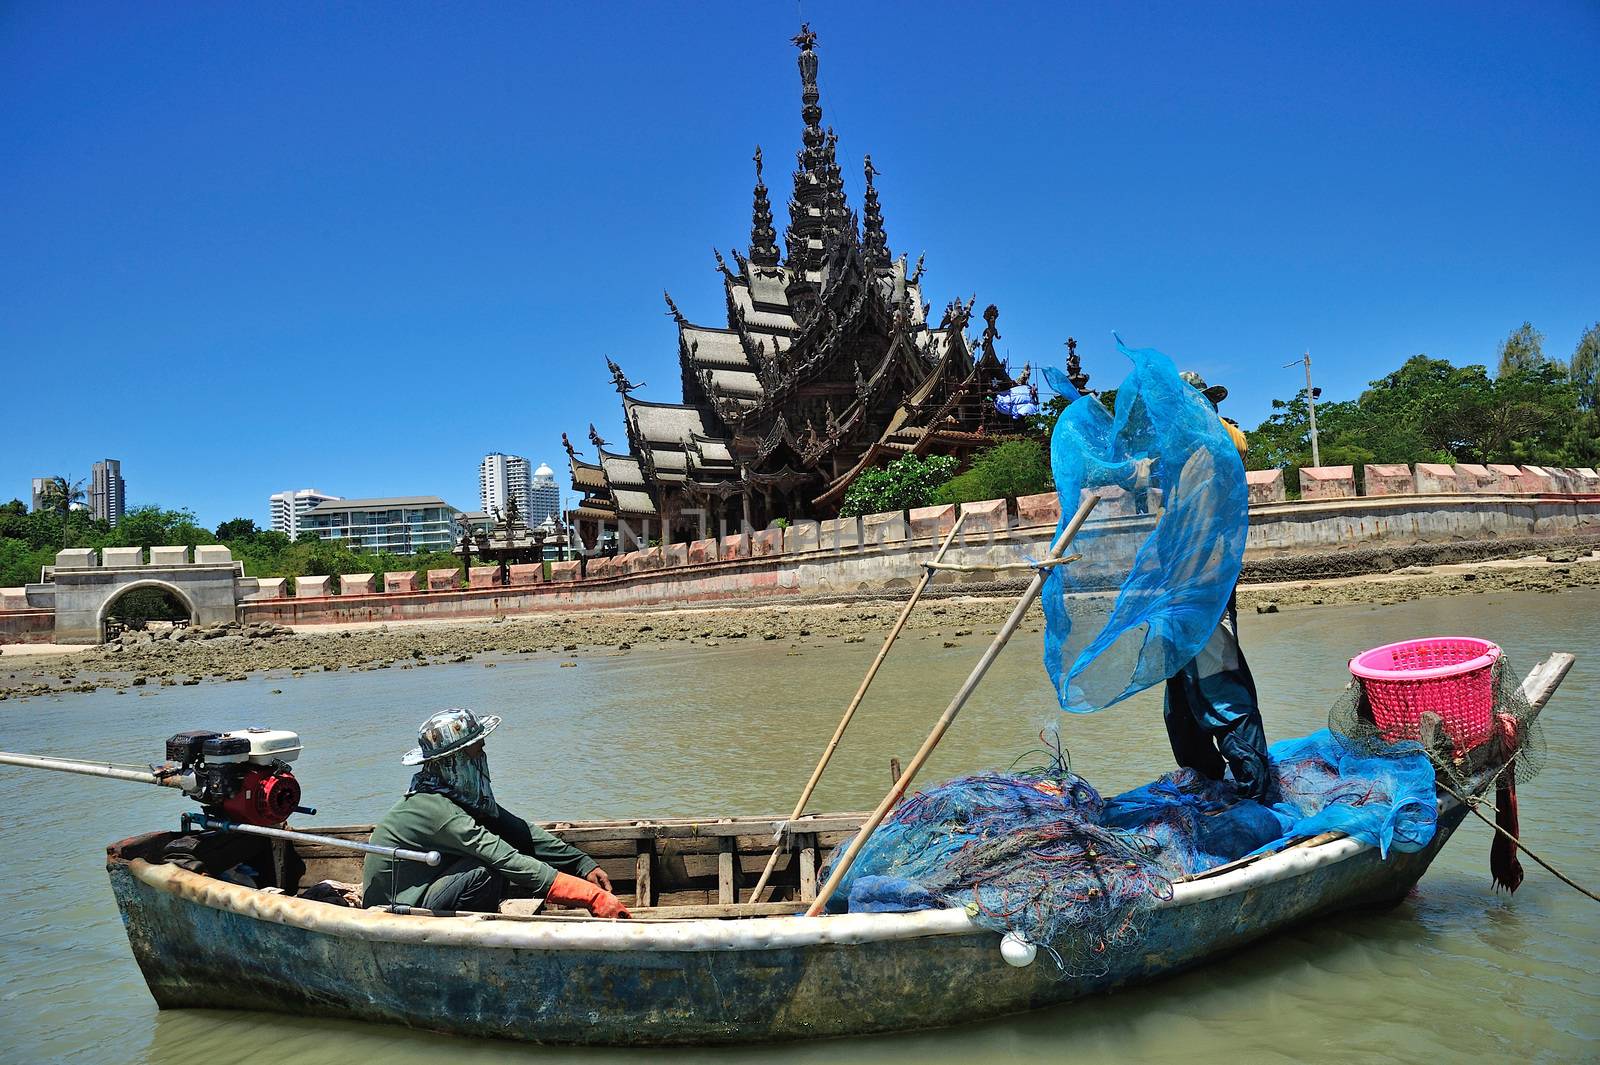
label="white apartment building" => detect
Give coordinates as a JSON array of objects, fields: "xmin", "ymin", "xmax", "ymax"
[
  {"xmin": 530, "ymin": 462, "xmax": 560, "ymax": 524},
  {"xmin": 299, "ymin": 496, "xmax": 461, "ymax": 554},
  {"xmin": 479, "ymin": 452, "xmax": 531, "ymax": 521},
  {"xmin": 269, "ymin": 488, "xmax": 342, "ymax": 541}
]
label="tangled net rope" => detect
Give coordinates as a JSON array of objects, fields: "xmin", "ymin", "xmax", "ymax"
[{"xmin": 827, "ymin": 735, "xmax": 1176, "ymax": 977}]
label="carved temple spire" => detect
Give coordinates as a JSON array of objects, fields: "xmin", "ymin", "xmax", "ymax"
[
  {"xmin": 861, "ymin": 154, "xmax": 889, "ymax": 270},
  {"xmin": 1064, "ymin": 337, "xmax": 1091, "ymax": 395},
  {"xmin": 747, "ymin": 146, "xmax": 780, "ymax": 268},
  {"xmin": 605, "ymin": 355, "xmax": 643, "ymax": 395},
  {"xmin": 783, "ymin": 23, "xmax": 846, "ymax": 276}
]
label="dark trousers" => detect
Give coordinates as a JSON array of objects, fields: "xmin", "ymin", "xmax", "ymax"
[
  {"xmin": 1163, "ymin": 597, "xmax": 1270, "ymax": 801},
  {"xmin": 419, "ymin": 856, "xmax": 506, "ymax": 913}
]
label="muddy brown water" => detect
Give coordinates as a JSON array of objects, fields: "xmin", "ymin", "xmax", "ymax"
[{"xmin": 1, "ymin": 589, "xmax": 1597, "ymax": 1063}]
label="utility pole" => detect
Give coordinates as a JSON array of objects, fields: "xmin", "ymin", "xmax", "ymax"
[{"xmin": 1285, "ymin": 351, "xmax": 1320, "ymax": 468}]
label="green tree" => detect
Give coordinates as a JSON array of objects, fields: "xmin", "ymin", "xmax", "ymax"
[
  {"xmin": 932, "ymin": 439, "xmax": 1052, "ymax": 505},
  {"xmin": 114, "ymin": 505, "xmax": 215, "ymax": 549},
  {"xmin": 1571, "ymin": 321, "xmax": 1600, "ymax": 412},
  {"xmin": 215, "ymin": 517, "xmax": 258, "ymax": 540},
  {"xmin": 840, "ymin": 454, "xmax": 959, "ymax": 517},
  {"xmin": 38, "ymin": 475, "xmax": 86, "ymax": 549},
  {"xmin": 1497, "ymin": 321, "xmax": 1545, "ymax": 375}
]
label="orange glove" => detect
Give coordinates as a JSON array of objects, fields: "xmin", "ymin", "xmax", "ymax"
[{"xmin": 545, "ymin": 871, "xmax": 632, "ymax": 919}]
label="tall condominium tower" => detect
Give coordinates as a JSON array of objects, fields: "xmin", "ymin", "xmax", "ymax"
[
  {"xmin": 269, "ymin": 488, "xmax": 342, "ymax": 541},
  {"xmin": 30, "ymin": 477, "xmax": 49, "ymax": 512},
  {"xmin": 479, "ymin": 453, "xmax": 532, "ymax": 520},
  {"xmin": 529, "ymin": 462, "xmax": 560, "ymax": 524},
  {"xmin": 90, "ymin": 459, "xmax": 126, "ymax": 526}
]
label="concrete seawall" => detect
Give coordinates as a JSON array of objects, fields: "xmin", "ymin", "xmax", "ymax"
[
  {"xmin": 235, "ymin": 493, "xmax": 1600, "ymax": 628},
  {"xmin": 4, "ymin": 489, "xmax": 1597, "ymax": 643}
]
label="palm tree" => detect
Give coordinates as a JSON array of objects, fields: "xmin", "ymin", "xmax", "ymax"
[{"xmin": 40, "ymin": 474, "xmax": 86, "ymax": 550}]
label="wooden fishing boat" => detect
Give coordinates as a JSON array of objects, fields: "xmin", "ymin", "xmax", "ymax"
[{"xmin": 105, "ymin": 653, "xmax": 1572, "ymax": 1047}]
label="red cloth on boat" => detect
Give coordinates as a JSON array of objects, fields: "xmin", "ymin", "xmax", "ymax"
[{"xmin": 1490, "ymin": 714, "xmax": 1523, "ymax": 893}]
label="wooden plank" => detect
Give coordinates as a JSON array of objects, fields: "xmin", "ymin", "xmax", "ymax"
[
  {"xmin": 717, "ymin": 837, "xmax": 737, "ymax": 905},
  {"xmin": 631, "ymin": 901, "xmax": 805, "ymax": 919},
  {"xmin": 290, "ymin": 813, "xmax": 871, "ymax": 846},
  {"xmin": 634, "ymin": 840, "xmax": 654, "ymax": 908},
  {"xmin": 798, "ymin": 833, "xmax": 818, "ymax": 902},
  {"xmin": 1522, "ymin": 652, "xmax": 1574, "ymax": 714},
  {"xmin": 554, "ymin": 814, "xmax": 869, "ymax": 844}
]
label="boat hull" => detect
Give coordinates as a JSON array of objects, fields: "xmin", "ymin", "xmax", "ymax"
[{"xmin": 108, "ymin": 805, "xmax": 1465, "ymax": 1046}]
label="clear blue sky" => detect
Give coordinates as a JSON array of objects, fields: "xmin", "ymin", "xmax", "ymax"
[{"xmin": 3, "ymin": 1, "xmax": 1596, "ymax": 528}]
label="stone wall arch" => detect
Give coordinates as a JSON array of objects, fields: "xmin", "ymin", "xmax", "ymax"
[{"xmin": 96, "ymin": 579, "xmax": 199, "ymax": 639}]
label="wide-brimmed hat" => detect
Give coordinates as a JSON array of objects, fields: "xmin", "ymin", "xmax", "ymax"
[
  {"xmin": 1179, "ymin": 370, "xmax": 1228, "ymax": 404},
  {"xmin": 402, "ymin": 707, "xmax": 502, "ymax": 766}
]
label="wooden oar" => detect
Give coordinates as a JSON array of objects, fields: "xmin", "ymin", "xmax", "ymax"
[
  {"xmin": 806, "ymin": 493, "xmax": 1100, "ymax": 916},
  {"xmin": 746, "ymin": 510, "xmax": 970, "ymax": 903}
]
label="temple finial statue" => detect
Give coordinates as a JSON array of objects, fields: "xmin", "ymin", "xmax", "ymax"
[
  {"xmin": 588, "ymin": 423, "xmax": 609, "ymax": 449},
  {"xmin": 605, "ymin": 355, "xmax": 644, "ymax": 396},
  {"xmin": 1064, "ymin": 337, "xmax": 1091, "ymax": 395},
  {"xmin": 663, "ymin": 290, "xmax": 686, "ymax": 325},
  {"xmin": 561, "ymin": 431, "xmax": 578, "ymax": 458},
  {"xmin": 980, "ymin": 304, "xmax": 1001, "ymax": 360},
  {"xmin": 784, "ymin": 23, "xmax": 844, "ymax": 274},
  {"xmin": 748, "ymin": 146, "xmax": 780, "ymax": 267},
  {"xmin": 862, "ymin": 154, "xmax": 890, "ymax": 270}
]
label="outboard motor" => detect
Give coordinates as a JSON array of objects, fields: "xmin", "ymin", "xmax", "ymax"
[{"xmin": 160, "ymin": 728, "xmax": 303, "ymax": 826}]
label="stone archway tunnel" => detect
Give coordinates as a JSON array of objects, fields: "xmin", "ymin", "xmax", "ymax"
[{"xmin": 48, "ymin": 545, "xmax": 243, "ymax": 644}]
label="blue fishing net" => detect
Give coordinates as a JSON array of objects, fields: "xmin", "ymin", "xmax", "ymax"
[
  {"xmin": 828, "ymin": 745, "xmax": 1175, "ymax": 976},
  {"xmin": 1104, "ymin": 729, "xmax": 1438, "ymax": 874},
  {"xmin": 1040, "ymin": 338, "xmax": 1249, "ymax": 713},
  {"xmin": 830, "ymin": 730, "xmax": 1436, "ymax": 974}
]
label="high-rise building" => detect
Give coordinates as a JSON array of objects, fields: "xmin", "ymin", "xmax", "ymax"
[
  {"xmin": 299, "ymin": 496, "xmax": 461, "ymax": 554},
  {"xmin": 30, "ymin": 477, "xmax": 49, "ymax": 512},
  {"xmin": 479, "ymin": 453, "xmax": 531, "ymax": 521},
  {"xmin": 269, "ymin": 488, "xmax": 342, "ymax": 541},
  {"xmin": 90, "ymin": 459, "xmax": 126, "ymax": 526},
  {"xmin": 529, "ymin": 462, "xmax": 560, "ymax": 524}
]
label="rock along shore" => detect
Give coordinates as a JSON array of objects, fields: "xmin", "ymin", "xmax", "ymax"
[{"xmin": 2, "ymin": 545, "xmax": 1597, "ymax": 701}]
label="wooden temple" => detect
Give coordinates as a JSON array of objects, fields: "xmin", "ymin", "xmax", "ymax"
[{"xmin": 564, "ymin": 25, "xmax": 1036, "ymax": 549}]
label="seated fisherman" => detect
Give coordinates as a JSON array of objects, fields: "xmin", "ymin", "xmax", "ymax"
[
  {"xmin": 1163, "ymin": 372, "xmax": 1270, "ymax": 801},
  {"xmin": 362, "ymin": 708, "xmax": 630, "ymax": 917}
]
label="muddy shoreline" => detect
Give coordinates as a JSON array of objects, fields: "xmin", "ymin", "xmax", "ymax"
[{"xmin": 3, "ymin": 541, "xmax": 1597, "ymax": 701}]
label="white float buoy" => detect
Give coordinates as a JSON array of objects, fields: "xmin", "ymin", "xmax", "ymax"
[{"xmin": 1000, "ymin": 930, "xmax": 1037, "ymax": 968}]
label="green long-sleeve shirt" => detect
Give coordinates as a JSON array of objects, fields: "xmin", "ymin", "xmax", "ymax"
[{"xmin": 360, "ymin": 792, "xmax": 597, "ymax": 908}]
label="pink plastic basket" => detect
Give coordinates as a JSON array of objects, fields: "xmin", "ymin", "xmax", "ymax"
[{"xmin": 1348, "ymin": 636, "xmax": 1500, "ymax": 755}]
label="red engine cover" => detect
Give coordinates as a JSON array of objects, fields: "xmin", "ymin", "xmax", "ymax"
[{"xmin": 218, "ymin": 767, "xmax": 301, "ymax": 826}]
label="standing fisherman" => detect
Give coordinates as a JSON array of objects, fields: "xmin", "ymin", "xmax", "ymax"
[
  {"xmin": 1162, "ymin": 373, "xmax": 1271, "ymax": 800},
  {"xmin": 362, "ymin": 708, "xmax": 631, "ymax": 917}
]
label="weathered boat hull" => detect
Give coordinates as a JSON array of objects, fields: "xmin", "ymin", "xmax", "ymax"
[{"xmin": 108, "ymin": 804, "xmax": 1467, "ymax": 1046}]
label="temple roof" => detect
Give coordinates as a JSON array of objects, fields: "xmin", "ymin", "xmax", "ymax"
[
  {"xmin": 597, "ymin": 448, "xmax": 647, "ymax": 488},
  {"xmin": 568, "ymin": 454, "xmax": 606, "ymax": 491},
  {"xmin": 728, "ymin": 280, "xmax": 798, "ymax": 333},
  {"xmin": 624, "ymin": 395, "xmax": 715, "ymax": 445},
  {"xmin": 561, "ymin": 25, "xmax": 1030, "ymax": 531},
  {"xmin": 680, "ymin": 325, "xmax": 751, "ymax": 369}
]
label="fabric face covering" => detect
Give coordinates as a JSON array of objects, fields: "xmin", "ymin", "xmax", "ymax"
[{"xmin": 408, "ymin": 746, "xmax": 499, "ymax": 818}]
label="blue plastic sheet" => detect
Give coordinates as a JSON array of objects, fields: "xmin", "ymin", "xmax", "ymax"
[{"xmin": 1041, "ymin": 338, "xmax": 1250, "ymax": 713}]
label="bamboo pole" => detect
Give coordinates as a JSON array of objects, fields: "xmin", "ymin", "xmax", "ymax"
[
  {"xmin": 746, "ymin": 510, "xmax": 970, "ymax": 903},
  {"xmin": 806, "ymin": 493, "xmax": 1100, "ymax": 917}
]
